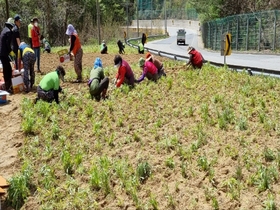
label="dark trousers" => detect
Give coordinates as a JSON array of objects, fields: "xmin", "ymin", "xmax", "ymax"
[
  {"xmin": 146, "ymin": 72, "xmax": 159, "ymax": 81},
  {"xmin": 0, "ymin": 56, "xmax": 12, "ymax": 91},
  {"xmin": 23, "ymin": 52, "xmax": 36, "ymax": 90},
  {"xmin": 29, "ymin": 38, "xmax": 32, "ymax": 48},
  {"xmin": 13, "ymin": 48, "xmax": 19, "ymax": 70},
  {"xmin": 93, "ymin": 77, "xmax": 109, "ymax": 100},
  {"xmin": 101, "ymin": 46, "xmax": 107, "ymax": 54},
  {"xmin": 33, "ymin": 47, "xmax": 40, "ymax": 71}
]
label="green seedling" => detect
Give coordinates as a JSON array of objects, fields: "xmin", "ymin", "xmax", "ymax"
[{"xmin": 136, "ymin": 161, "xmax": 151, "ymax": 183}]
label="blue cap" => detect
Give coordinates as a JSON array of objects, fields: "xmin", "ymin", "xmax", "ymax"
[{"xmin": 14, "ymin": 14, "xmax": 21, "ymax": 22}]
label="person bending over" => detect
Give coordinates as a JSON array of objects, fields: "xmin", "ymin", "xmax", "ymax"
[
  {"xmin": 88, "ymin": 57, "xmax": 109, "ymax": 101},
  {"xmin": 36, "ymin": 66, "xmax": 65, "ymax": 104},
  {"xmin": 114, "ymin": 55, "xmax": 135, "ymax": 88},
  {"xmin": 136, "ymin": 57, "xmax": 159, "ymax": 83}
]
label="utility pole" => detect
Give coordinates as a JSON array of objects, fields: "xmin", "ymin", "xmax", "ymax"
[
  {"xmin": 126, "ymin": 0, "xmax": 129, "ymax": 39},
  {"xmin": 5, "ymin": 0, "xmax": 9, "ymax": 19},
  {"xmin": 96, "ymin": 0, "xmax": 101, "ymax": 45},
  {"xmin": 150, "ymin": 0, "xmax": 153, "ymax": 32},
  {"xmin": 164, "ymin": 0, "xmax": 167, "ymax": 34},
  {"xmin": 137, "ymin": 0, "xmax": 139, "ymax": 37}
]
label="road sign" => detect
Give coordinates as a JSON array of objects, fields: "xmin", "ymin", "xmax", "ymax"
[{"xmin": 221, "ymin": 33, "xmax": 232, "ymax": 56}]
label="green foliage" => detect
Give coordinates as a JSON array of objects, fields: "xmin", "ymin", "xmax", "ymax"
[
  {"xmin": 136, "ymin": 161, "xmax": 152, "ymax": 183},
  {"xmin": 61, "ymin": 150, "xmax": 74, "ymax": 175},
  {"xmin": 16, "ymin": 57, "xmax": 280, "ymax": 209},
  {"xmin": 7, "ymin": 162, "xmax": 32, "ymax": 210},
  {"xmin": 263, "ymin": 147, "xmax": 276, "ymax": 162}
]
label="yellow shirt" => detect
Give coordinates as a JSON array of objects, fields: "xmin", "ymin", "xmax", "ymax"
[{"xmin": 28, "ymin": 23, "xmax": 33, "ymax": 38}]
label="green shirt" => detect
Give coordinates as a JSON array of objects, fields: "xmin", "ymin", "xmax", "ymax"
[
  {"xmin": 89, "ymin": 67, "xmax": 104, "ymax": 94},
  {"xmin": 39, "ymin": 71, "xmax": 60, "ymax": 91},
  {"xmin": 28, "ymin": 23, "xmax": 33, "ymax": 38}
]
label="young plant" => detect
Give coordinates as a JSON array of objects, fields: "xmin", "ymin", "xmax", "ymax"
[
  {"xmin": 197, "ymin": 156, "xmax": 210, "ymax": 171},
  {"xmin": 165, "ymin": 157, "xmax": 175, "ymax": 169},
  {"xmin": 264, "ymin": 193, "xmax": 277, "ymax": 210},
  {"xmin": 149, "ymin": 193, "xmax": 159, "ymax": 210},
  {"xmin": 136, "ymin": 161, "xmax": 151, "ymax": 183},
  {"xmin": 222, "ymin": 178, "xmax": 240, "ymax": 200},
  {"xmin": 7, "ymin": 162, "xmax": 32, "ymax": 210},
  {"xmin": 263, "ymin": 147, "xmax": 276, "ymax": 162},
  {"xmin": 61, "ymin": 150, "xmax": 74, "ymax": 175}
]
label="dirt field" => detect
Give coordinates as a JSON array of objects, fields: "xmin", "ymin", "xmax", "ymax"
[
  {"xmin": 1, "ymin": 50, "xmax": 280, "ymax": 210},
  {"xmin": 0, "ymin": 51, "xmax": 148, "ymax": 176}
]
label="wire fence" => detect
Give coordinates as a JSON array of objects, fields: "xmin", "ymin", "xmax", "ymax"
[
  {"xmin": 135, "ymin": 8, "xmax": 198, "ymax": 21},
  {"xmin": 202, "ymin": 10, "xmax": 280, "ymax": 52}
]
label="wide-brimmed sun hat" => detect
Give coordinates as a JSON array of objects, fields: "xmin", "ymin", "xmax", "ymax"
[{"xmin": 66, "ymin": 24, "xmax": 75, "ymax": 35}]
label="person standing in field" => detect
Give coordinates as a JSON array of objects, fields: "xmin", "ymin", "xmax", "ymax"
[
  {"xmin": 31, "ymin": 17, "xmax": 41, "ymax": 73},
  {"xmin": 12, "ymin": 14, "xmax": 22, "ymax": 70},
  {"xmin": 17, "ymin": 42, "xmax": 36, "ymax": 93},
  {"xmin": 36, "ymin": 66, "xmax": 65, "ymax": 104},
  {"xmin": 28, "ymin": 19, "xmax": 33, "ymax": 48},
  {"xmin": 113, "ymin": 55, "xmax": 135, "ymax": 88},
  {"xmin": 145, "ymin": 52, "xmax": 166, "ymax": 77},
  {"xmin": 117, "ymin": 40, "xmax": 125, "ymax": 54},
  {"xmin": 186, "ymin": 46, "xmax": 204, "ymax": 69},
  {"xmin": 138, "ymin": 41, "xmax": 144, "ymax": 54},
  {"xmin": 0, "ymin": 18, "xmax": 15, "ymax": 93},
  {"xmin": 88, "ymin": 57, "xmax": 109, "ymax": 101},
  {"xmin": 66, "ymin": 24, "xmax": 83, "ymax": 83}
]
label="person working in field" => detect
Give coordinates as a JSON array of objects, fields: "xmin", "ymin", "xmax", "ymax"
[
  {"xmin": 100, "ymin": 40, "xmax": 108, "ymax": 54},
  {"xmin": 117, "ymin": 40, "xmax": 125, "ymax": 54},
  {"xmin": 66, "ymin": 24, "xmax": 83, "ymax": 83},
  {"xmin": 114, "ymin": 55, "xmax": 135, "ymax": 88},
  {"xmin": 40, "ymin": 35, "xmax": 51, "ymax": 53},
  {"xmin": 136, "ymin": 57, "xmax": 159, "ymax": 83},
  {"xmin": 145, "ymin": 52, "xmax": 166, "ymax": 77},
  {"xmin": 36, "ymin": 66, "xmax": 65, "ymax": 104},
  {"xmin": 186, "ymin": 46, "xmax": 204, "ymax": 69},
  {"xmin": 88, "ymin": 57, "xmax": 109, "ymax": 101},
  {"xmin": 18, "ymin": 42, "xmax": 36, "ymax": 93}
]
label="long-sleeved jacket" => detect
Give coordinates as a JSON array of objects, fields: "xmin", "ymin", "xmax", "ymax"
[
  {"xmin": 137, "ymin": 61, "xmax": 158, "ymax": 83},
  {"xmin": 0, "ymin": 26, "xmax": 13, "ymax": 56},
  {"xmin": 116, "ymin": 60, "xmax": 135, "ymax": 87},
  {"xmin": 31, "ymin": 25, "xmax": 40, "ymax": 48}
]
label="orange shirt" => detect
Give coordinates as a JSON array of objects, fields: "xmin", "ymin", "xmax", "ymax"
[{"xmin": 71, "ymin": 34, "xmax": 81, "ymax": 55}]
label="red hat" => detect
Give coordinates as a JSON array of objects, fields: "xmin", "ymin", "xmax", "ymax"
[{"xmin": 145, "ymin": 52, "xmax": 152, "ymax": 61}]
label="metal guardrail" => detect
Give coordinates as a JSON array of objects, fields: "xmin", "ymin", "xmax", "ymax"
[{"xmin": 126, "ymin": 35, "xmax": 280, "ymax": 77}]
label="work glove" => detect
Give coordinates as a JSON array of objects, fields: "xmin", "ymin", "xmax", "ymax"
[{"xmin": 9, "ymin": 51, "xmax": 15, "ymax": 57}]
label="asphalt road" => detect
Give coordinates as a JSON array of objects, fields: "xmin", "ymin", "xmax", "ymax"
[{"xmin": 145, "ymin": 27, "xmax": 280, "ymax": 71}]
